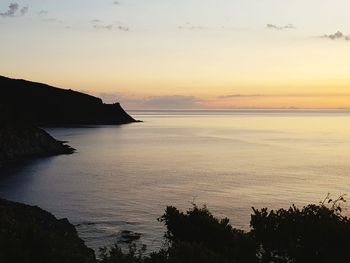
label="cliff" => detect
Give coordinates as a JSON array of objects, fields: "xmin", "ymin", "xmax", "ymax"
[
  {"xmin": 0, "ymin": 76, "xmax": 137, "ymax": 125},
  {"xmin": 0, "ymin": 198, "xmax": 95, "ymax": 263},
  {"xmin": 0, "ymin": 123, "xmax": 74, "ymax": 166}
]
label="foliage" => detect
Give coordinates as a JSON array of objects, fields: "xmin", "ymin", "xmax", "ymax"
[
  {"xmin": 99, "ymin": 195, "xmax": 350, "ymax": 263},
  {"xmin": 98, "ymin": 243, "xmax": 147, "ymax": 263},
  {"xmin": 250, "ymin": 194, "xmax": 350, "ymax": 263},
  {"xmin": 158, "ymin": 205, "xmax": 256, "ymax": 262}
]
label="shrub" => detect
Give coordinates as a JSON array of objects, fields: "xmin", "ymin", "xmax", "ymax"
[
  {"xmin": 251, "ymin": 195, "xmax": 350, "ymax": 263},
  {"xmin": 158, "ymin": 205, "xmax": 256, "ymax": 262},
  {"xmin": 99, "ymin": 196, "xmax": 350, "ymax": 263}
]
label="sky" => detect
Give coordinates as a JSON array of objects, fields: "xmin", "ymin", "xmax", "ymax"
[{"xmin": 1, "ymin": 0, "xmax": 350, "ymax": 109}]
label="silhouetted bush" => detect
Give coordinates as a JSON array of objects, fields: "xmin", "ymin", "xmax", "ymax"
[
  {"xmin": 98, "ymin": 243, "xmax": 147, "ymax": 263},
  {"xmin": 158, "ymin": 205, "xmax": 256, "ymax": 262},
  {"xmin": 251, "ymin": 195, "xmax": 350, "ymax": 263},
  {"xmin": 99, "ymin": 196, "xmax": 350, "ymax": 263}
]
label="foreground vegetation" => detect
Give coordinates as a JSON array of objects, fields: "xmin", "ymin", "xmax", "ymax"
[
  {"xmin": 1, "ymin": 195, "xmax": 349, "ymax": 263},
  {"xmin": 99, "ymin": 195, "xmax": 350, "ymax": 263}
]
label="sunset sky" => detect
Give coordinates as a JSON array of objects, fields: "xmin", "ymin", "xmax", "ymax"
[{"xmin": 1, "ymin": 0, "xmax": 350, "ymax": 109}]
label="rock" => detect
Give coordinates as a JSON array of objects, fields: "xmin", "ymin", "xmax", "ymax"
[
  {"xmin": 0, "ymin": 198, "xmax": 95, "ymax": 263},
  {"xmin": 117, "ymin": 230, "xmax": 142, "ymax": 243},
  {"xmin": 0, "ymin": 122, "xmax": 74, "ymax": 166}
]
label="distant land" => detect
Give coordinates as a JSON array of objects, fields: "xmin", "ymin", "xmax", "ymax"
[
  {"xmin": 0, "ymin": 76, "xmax": 138, "ymax": 126},
  {"xmin": 0, "ymin": 76, "xmax": 138, "ymax": 166}
]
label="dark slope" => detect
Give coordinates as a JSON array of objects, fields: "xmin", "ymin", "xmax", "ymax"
[
  {"xmin": 0, "ymin": 198, "xmax": 95, "ymax": 263},
  {"xmin": 0, "ymin": 123, "xmax": 74, "ymax": 166},
  {"xmin": 0, "ymin": 76, "xmax": 137, "ymax": 125}
]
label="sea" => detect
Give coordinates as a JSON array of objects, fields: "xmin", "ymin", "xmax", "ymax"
[{"xmin": 1, "ymin": 110, "xmax": 350, "ymax": 252}]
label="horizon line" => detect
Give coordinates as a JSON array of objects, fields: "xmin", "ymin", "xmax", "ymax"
[{"xmin": 128, "ymin": 108, "xmax": 350, "ymax": 111}]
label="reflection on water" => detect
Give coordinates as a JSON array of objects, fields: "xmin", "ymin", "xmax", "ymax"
[{"xmin": 1, "ymin": 110, "xmax": 350, "ymax": 251}]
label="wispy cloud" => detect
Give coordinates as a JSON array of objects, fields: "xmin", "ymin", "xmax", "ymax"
[
  {"xmin": 219, "ymin": 93, "xmax": 350, "ymax": 99},
  {"xmin": 94, "ymin": 24, "xmax": 130, "ymax": 32},
  {"xmin": 178, "ymin": 23, "xmax": 252, "ymax": 32},
  {"xmin": 267, "ymin": 24, "xmax": 296, "ymax": 30},
  {"xmin": 0, "ymin": 3, "xmax": 18, "ymax": 17},
  {"xmin": 218, "ymin": 94, "xmax": 263, "ymax": 99},
  {"xmin": 37, "ymin": 10, "xmax": 62, "ymax": 24},
  {"xmin": 113, "ymin": 1, "xmax": 121, "ymax": 5},
  {"xmin": 85, "ymin": 91, "xmax": 350, "ymax": 109},
  {"xmin": 38, "ymin": 10, "xmax": 48, "ymax": 17},
  {"xmin": 0, "ymin": 2, "xmax": 28, "ymax": 17},
  {"xmin": 141, "ymin": 95, "xmax": 201, "ymax": 109},
  {"xmin": 88, "ymin": 92, "xmax": 203, "ymax": 109},
  {"xmin": 90, "ymin": 19, "xmax": 101, "ymax": 23},
  {"xmin": 20, "ymin": 6, "xmax": 28, "ymax": 16},
  {"xmin": 322, "ymin": 31, "xmax": 350, "ymax": 41},
  {"xmin": 178, "ymin": 22, "xmax": 204, "ymax": 30},
  {"xmin": 42, "ymin": 18, "xmax": 59, "ymax": 22},
  {"xmin": 91, "ymin": 20, "xmax": 130, "ymax": 32}
]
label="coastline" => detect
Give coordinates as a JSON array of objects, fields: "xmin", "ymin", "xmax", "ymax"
[{"xmin": 0, "ymin": 123, "xmax": 74, "ymax": 167}]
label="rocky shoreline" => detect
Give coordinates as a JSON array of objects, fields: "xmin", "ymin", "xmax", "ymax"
[{"xmin": 0, "ymin": 123, "xmax": 74, "ymax": 166}]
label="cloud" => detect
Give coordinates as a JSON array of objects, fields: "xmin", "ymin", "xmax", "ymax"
[
  {"xmin": 38, "ymin": 10, "xmax": 48, "ymax": 17},
  {"xmin": 20, "ymin": 6, "xmax": 28, "ymax": 16},
  {"xmin": 88, "ymin": 92, "xmax": 202, "ymax": 109},
  {"xmin": 90, "ymin": 19, "xmax": 101, "ymax": 23},
  {"xmin": 218, "ymin": 94, "xmax": 263, "ymax": 99},
  {"xmin": 93, "ymin": 24, "xmax": 130, "ymax": 32},
  {"xmin": 38, "ymin": 11, "xmax": 62, "ymax": 24},
  {"xmin": 92, "ymin": 20, "xmax": 130, "ymax": 32},
  {"xmin": 323, "ymin": 31, "xmax": 350, "ymax": 41},
  {"xmin": 219, "ymin": 93, "xmax": 350, "ymax": 99},
  {"xmin": 0, "ymin": 3, "xmax": 29, "ymax": 17},
  {"xmin": 1, "ymin": 3, "xmax": 18, "ymax": 17},
  {"xmin": 42, "ymin": 17, "xmax": 60, "ymax": 23},
  {"xmin": 177, "ymin": 23, "xmax": 249, "ymax": 32},
  {"xmin": 116, "ymin": 25, "xmax": 129, "ymax": 31},
  {"xmin": 113, "ymin": 1, "xmax": 120, "ymax": 5},
  {"xmin": 140, "ymin": 95, "xmax": 200, "ymax": 109},
  {"xmin": 267, "ymin": 24, "xmax": 296, "ymax": 30},
  {"xmin": 178, "ymin": 22, "xmax": 204, "ymax": 30},
  {"xmin": 86, "ymin": 92, "xmax": 350, "ymax": 110}
]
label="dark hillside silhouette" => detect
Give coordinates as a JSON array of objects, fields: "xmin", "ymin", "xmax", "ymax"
[
  {"xmin": 0, "ymin": 123, "xmax": 74, "ymax": 166},
  {"xmin": 0, "ymin": 76, "xmax": 137, "ymax": 125},
  {"xmin": 0, "ymin": 198, "xmax": 95, "ymax": 263}
]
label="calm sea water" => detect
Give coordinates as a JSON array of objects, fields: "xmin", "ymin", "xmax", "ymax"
[{"xmin": 1, "ymin": 110, "xmax": 350, "ymax": 251}]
